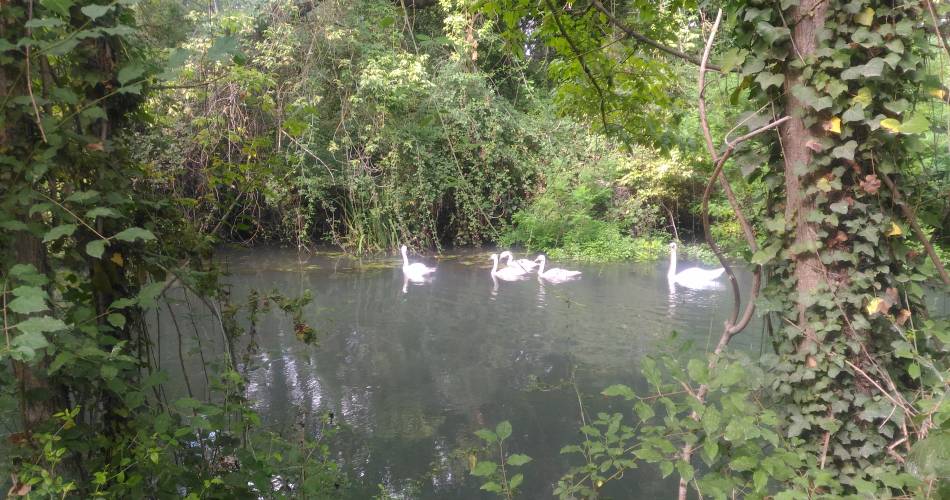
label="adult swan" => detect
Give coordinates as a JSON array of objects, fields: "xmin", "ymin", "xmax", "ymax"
[
  {"xmin": 401, "ymin": 244, "xmax": 436, "ymax": 281},
  {"xmin": 490, "ymin": 253, "xmax": 527, "ymax": 281},
  {"xmin": 535, "ymin": 255, "xmax": 581, "ymax": 283},
  {"xmin": 667, "ymin": 242, "xmax": 724, "ymax": 287}
]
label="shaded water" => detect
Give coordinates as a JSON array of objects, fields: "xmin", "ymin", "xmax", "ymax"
[{"xmin": 156, "ymin": 247, "xmax": 947, "ymax": 498}]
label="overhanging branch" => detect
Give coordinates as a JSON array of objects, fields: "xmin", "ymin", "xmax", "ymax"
[{"xmin": 589, "ymin": 0, "xmax": 723, "ymax": 72}]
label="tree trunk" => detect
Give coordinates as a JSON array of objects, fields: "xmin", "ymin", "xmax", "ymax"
[{"xmin": 781, "ymin": 0, "xmax": 829, "ymax": 361}]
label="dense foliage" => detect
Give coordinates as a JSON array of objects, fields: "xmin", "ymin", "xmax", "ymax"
[
  {"xmin": 0, "ymin": 0, "xmax": 340, "ymax": 496},
  {"xmin": 2, "ymin": 0, "xmax": 948, "ymax": 497}
]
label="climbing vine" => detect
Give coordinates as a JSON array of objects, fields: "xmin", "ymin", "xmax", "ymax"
[{"xmin": 479, "ymin": 0, "xmax": 950, "ymax": 497}]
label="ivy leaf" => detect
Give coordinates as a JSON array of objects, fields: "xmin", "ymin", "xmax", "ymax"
[
  {"xmin": 831, "ymin": 141, "xmax": 857, "ymax": 160},
  {"xmin": 718, "ymin": 48, "xmax": 747, "ymax": 74},
  {"xmin": 841, "ymin": 58, "xmax": 885, "ymax": 80},
  {"xmin": 898, "ymin": 114, "xmax": 930, "ymax": 135},
  {"xmin": 791, "ymin": 85, "xmax": 832, "ymax": 111},
  {"xmin": 43, "ymin": 224, "xmax": 77, "ymax": 243},
  {"xmin": 825, "ymin": 117, "xmax": 841, "ymax": 134},
  {"xmin": 879, "ymin": 118, "xmax": 901, "ymax": 133},
  {"xmin": 114, "ymin": 227, "xmax": 156, "ymax": 242},
  {"xmin": 851, "ymin": 88, "xmax": 872, "ymax": 106},
  {"xmin": 755, "ymin": 72, "xmax": 784, "ymax": 90},
  {"xmin": 80, "ymin": 3, "xmax": 113, "ymax": 19},
  {"xmin": 507, "ymin": 454, "xmax": 532, "ymax": 466},
  {"xmin": 854, "ymin": 7, "xmax": 874, "ymax": 26},
  {"xmin": 887, "ymin": 222, "xmax": 902, "ymax": 237},
  {"xmin": 842, "ymin": 104, "xmax": 864, "ymax": 123},
  {"xmin": 86, "ymin": 240, "xmax": 106, "ymax": 259}
]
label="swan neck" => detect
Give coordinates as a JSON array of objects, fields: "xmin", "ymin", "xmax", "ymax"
[
  {"xmin": 491, "ymin": 255, "xmax": 498, "ymax": 274},
  {"xmin": 537, "ymin": 256, "xmax": 545, "ymax": 275},
  {"xmin": 401, "ymin": 247, "xmax": 409, "ymax": 267}
]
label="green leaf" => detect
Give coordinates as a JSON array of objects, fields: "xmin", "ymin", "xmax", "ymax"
[
  {"xmin": 117, "ymin": 63, "xmax": 144, "ymax": 85},
  {"xmin": 100, "ymin": 364, "xmax": 118, "ymax": 380},
  {"xmin": 25, "ymin": 17, "xmax": 65, "ymax": 28},
  {"xmin": 479, "ymin": 481, "xmax": 502, "ymax": 492},
  {"xmin": 475, "ymin": 429, "xmax": 497, "ymax": 443},
  {"xmin": 755, "ymin": 72, "xmax": 784, "ymax": 90},
  {"xmin": 908, "ymin": 362, "xmax": 920, "ymax": 380},
  {"xmin": 7, "ymin": 287, "xmax": 48, "ymax": 314},
  {"xmin": 509, "ymin": 473, "xmax": 523, "ymax": 491},
  {"xmin": 107, "ymin": 313, "xmax": 126, "ymax": 329},
  {"xmin": 86, "ymin": 240, "xmax": 106, "ymax": 259},
  {"xmin": 753, "ymin": 469, "xmax": 768, "ymax": 491},
  {"xmin": 12, "ymin": 330, "xmax": 50, "ymax": 357},
  {"xmin": 687, "ymin": 358, "xmax": 708, "ymax": 384},
  {"xmin": 831, "ymin": 141, "xmax": 857, "ymax": 160},
  {"xmin": 43, "ymin": 223, "xmax": 77, "ymax": 242},
  {"xmin": 40, "ymin": 0, "xmax": 74, "ymax": 17},
  {"xmin": 114, "ymin": 227, "xmax": 156, "ymax": 242},
  {"xmin": 718, "ymin": 48, "xmax": 747, "ymax": 74},
  {"xmin": 880, "ymin": 118, "xmax": 901, "ymax": 133},
  {"xmin": 14, "ymin": 316, "xmax": 67, "ymax": 335},
  {"xmin": 660, "ymin": 461, "xmax": 674, "ymax": 478},
  {"xmin": 791, "ymin": 85, "xmax": 832, "ymax": 111},
  {"xmin": 601, "ymin": 384, "xmax": 635, "ymax": 399},
  {"xmin": 80, "ymin": 3, "xmax": 113, "ymax": 19},
  {"xmin": 136, "ymin": 282, "xmax": 165, "ymax": 308},
  {"xmin": 898, "ymin": 114, "xmax": 930, "ymax": 135},
  {"xmin": 507, "ymin": 454, "xmax": 532, "ymax": 466},
  {"xmin": 676, "ymin": 461, "xmax": 694, "ymax": 482},
  {"xmin": 496, "ymin": 420, "xmax": 512, "ymax": 440},
  {"xmin": 471, "ymin": 460, "xmax": 497, "ymax": 477},
  {"xmin": 85, "ymin": 207, "xmax": 120, "ymax": 219},
  {"xmin": 854, "ymin": 7, "xmax": 874, "ymax": 26}
]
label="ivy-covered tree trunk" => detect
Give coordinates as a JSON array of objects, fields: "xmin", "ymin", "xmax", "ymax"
[
  {"xmin": 757, "ymin": 0, "xmax": 943, "ymax": 484},
  {"xmin": 1, "ymin": 1, "xmax": 57, "ymax": 433},
  {"xmin": 782, "ymin": 0, "xmax": 828, "ymax": 366}
]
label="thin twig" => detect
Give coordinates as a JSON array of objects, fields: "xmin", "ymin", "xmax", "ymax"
[
  {"xmin": 545, "ymin": 0, "xmax": 610, "ymax": 131},
  {"xmin": 589, "ymin": 0, "xmax": 722, "ymax": 71},
  {"xmin": 880, "ymin": 174, "xmax": 950, "ymax": 286},
  {"xmin": 25, "ymin": 0, "xmax": 48, "ymax": 143}
]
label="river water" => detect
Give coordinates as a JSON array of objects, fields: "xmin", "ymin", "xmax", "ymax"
[{"xmin": 155, "ymin": 247, "xmax": 948, "ymax": 498}]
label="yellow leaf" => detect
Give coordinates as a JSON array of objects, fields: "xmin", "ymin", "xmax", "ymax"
[
  {"xmin": 880, "ymin": 118, "xmax": 901, "ymax": 133},
  {"xmin": 852, "ymin": 87, "xmax": 872, "ymax": 107},
  {"xmin": 826, "ymin": 117, "xmax": 841, "ymax": 134},
  {"xmin": 816, "ymin": 178, "xmax": 832, "ymax": 192},
  {"xmin": 855, "ymin": 7, "xmax": 874, "ymax": 26},
  {"xmin": 111, "ymin": 252, "xmax": 124, "ymax": 267},
  {"xmin": 866, "ymin": 297, "xmax": 883, "ymax": 316},
  {"xmin": 887, "ymin": 222, "xmax": 902, "ymax": 237},
  {"xmin": 929, "ymin": 88, "xmax": 947, "ymax": 100}
]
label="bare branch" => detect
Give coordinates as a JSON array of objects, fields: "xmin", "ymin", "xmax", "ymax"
[{"xmin": 881, "ymin": 174, "xmax": 950, "ymax": 286}]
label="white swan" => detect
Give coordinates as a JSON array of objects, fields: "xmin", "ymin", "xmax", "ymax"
[
  {"xmin": 535, "ymin": 255, "xmax": 581, "ymax": 282},
  {"xmin": 667, "ymin": 242, "xmax": 724, "ymax": 287},
  {"xmin": 490, "ymin": 253, "xmax": 527, "ymax": 281},
  {"xmin": 500, "ymin": 251, "xmax": 538, "ymax": 272},
  {"xmin": 401, "ymin": 244, "xmax": 436, "ymax": 282}
]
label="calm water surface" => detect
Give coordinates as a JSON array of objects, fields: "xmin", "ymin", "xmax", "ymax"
[{"xmin": 156, "ymin": 247, "xmax": 949, "ymax": 498}]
